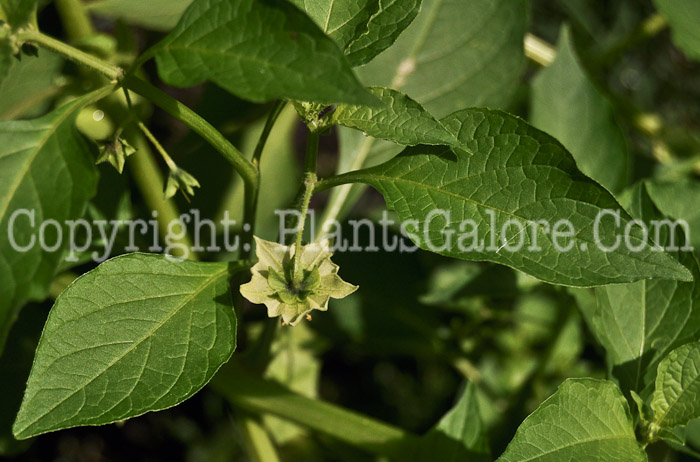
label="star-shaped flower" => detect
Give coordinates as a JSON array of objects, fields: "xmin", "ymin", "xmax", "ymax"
[{"xmin": 240, "ymin": 237, "xmax": 357, "ymax": 326}]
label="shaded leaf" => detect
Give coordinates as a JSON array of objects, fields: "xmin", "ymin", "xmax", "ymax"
[
  {"xmin": 0, "ymin": 0, "xmax": 37, "ymax": 29},
  {"xmin": 0, "ymin": 50, "xmax": 63, "ymax": 120},
  {"xmin": 651, "ymin": 342, "xmax": 700, "ymax": 431},
  {"xmin": 154, "ymin": 0, "xmax": 376, "ymax": 106},
  {"xmin": 13, "ymin": 253, "xmax": 238, "ymax": 439},
  {"xmin": 497, "ymin": 379, "xmax": 646, "ymax": 462},
  {"xmin": 330, "ymin": 86, "xmax": 459, "ymax": 147},
  {"xmin": 646, "ymin": 179, "xmax": 700, "ymax": 249},
  {"xmin": 358, "ymin": 0, "xmax": 527, "ymax": 117},
  {"xmin": 0, "ymin": 95, "xmax": 99, "ymax": 351},
  {"xmin": 531, "ymin": 26, "xmax": 628, "ymax": 193},
  {"xmin": 415, "ymin": 382, "xmax": 489, "ymax": 462},
  {"xmin": 591, "ymin": 183, "xmax": 700, "ymax": 398},
  {"xmin": 331, "ymin": 108, "xmax": 691, "ymax": 287},
  {"xmin": 653, "ymin": 0, "xmax": 700, "ymax": 60}
]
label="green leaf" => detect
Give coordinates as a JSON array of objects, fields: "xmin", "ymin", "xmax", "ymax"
[
  {"xmin": 531, "ymin": 26, "xmax": 628, "ymax": 194},
  {"xmin": 357, "ymin": 0, "xmax": 528, "ymax": 118},
  {"xmin": 12, "ymin": 253, "xmax": 238, "ymax": 439},
  {"xmin": 343, "ymin": 0, "xmax": 421, "ymax": 67},
  {"xmin": 591, "ymin": 183, "xmax": 700, "ymax": 397},
  {"xmin": 331, "ymin": 108, "xmax": 692, "ymax": 287},
  {"xmin": 87, "ymin": 0, "xmax": 193, "ymax": 31},
  {"xmin": 646, "ymin": 179, "xmax": 700, "ymax": 249},
  {"xmin": 154, "ymin": 0, "xmax": 376, "ymax": 106},
  {"xmin": 497, "ymin": 378, "xmax": 647, "ymax": 462},
  {"xmin": 0, "ymin": 95, "xmax": 99, "ymax": 352},
  {"xmin": 323, "ymin": 0, "xmax": 528, "ymax": 229},
  {"xmin": 330, "ymin": 86, "xmax": 459, "ymax": 147},
  {"xmin": 651, "ymin": 342, "xmax": 700, "ymax": 431},
  {"xmin": 291, "ymin": 0, "xmax": 420, "ymax": 67},
  {"xmin": 0, "ymin": 50, "xmax": 63, "ymax": 120},
  {"xmin": 290, "ymin": 0, "xmax": 373, "ymax": 51},
  {"xmin": 653, "ymin": 0, "xmax": 700, "ymax": 60},
  {"xmin": 415, "ymin": 382, "xmax": 490, "ymax": 462},
  {"xmin": 0, "ymin": 0, "xmax": 37, "ymax": 29}
]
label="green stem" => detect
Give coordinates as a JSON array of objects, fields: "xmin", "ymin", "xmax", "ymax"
[
  {"xmin": 292, "ymin": 133, "xmax": 319, "ymax": 283},
  {"xmin": 54, "ymin": 0, "xmax": 95, "ymax": 41},
  {"xmin": 128, "ymin": 130, "xmax": 196, "ymax": 260},
  {"xmin": 252, "ymin": 101, "xmax": 286, "ymax": 168},
  {"xmin": 136, "ymin": 121, "xmax": 177, "ymax": 170},
  {"xmin": 211, "ymin": 362, "xmax": 419, "ymax": 459},
  {"xmin": 15, "ymin": 30, "xmax": 257, "ymax": 202},
  {"xmin": 123, "ymin": 76, "xmax": 261, "ymax": 259},
  {"xmin": 122, "ymin": 76, "xmax": 256, "ymax": 187},
  {"xmin": 16, "ymin": 29, "xmax": 123, "ymax": 81},
  {"xmin": 314, "ymin": 170, "xmax": 362, "ymax": 194}
]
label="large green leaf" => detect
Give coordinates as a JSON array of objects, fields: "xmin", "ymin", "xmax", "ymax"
[
  {"xmin": 13, "ymin": 253, "xmax": 238, "ymax": 439},
  {"xmin": 653, "ymin": 0, "xmax": 700, "ymax": 60},
  {"xmin": 154, "ymin": 0, "xmax": 376, "ymax": 106},
  {"xmin": 591, "ymin": 183, "xmax": 700, "ymax": 397},
  {"xmin": 497, "ymin": 379, "xmax": 646, "ymax": 462},
  {"xmin": 329, "ymin": 108, "xmax": 691, "ymax": 287},
  {"xmin": 414, "ymin": 382, "xmax": 489, "ymax": 462},
  {"xmin": 330, "ymin": 86, "xmax": 459, "ymax": 147},
  {"xmin": 87, "ymin": 0, "xmax": 193, "ymax": 31},
  {"xmin": 651, "ymin": 342, "xmax": 700, "ymax": 431},
  {"xmin": 531, "ymin": 26, "xmax": 628, "ymax": 194},
  {"xmin": 291, "ymin": 0, "xmax": 420, "ymax": 67},
  {"xmin": 358, "ymin": 0, "xmax": 527, "ymax": 117},
  {"xmin": 0, "ymin": 95, "xmax": 99, "ymax": 351}
]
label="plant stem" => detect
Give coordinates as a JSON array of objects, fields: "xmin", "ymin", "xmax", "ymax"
[
  {"xmin": 122, "ymin": 76, "xmax": 256, "ymax": 187},
  {"xmin": 252, "ymin": 101, "xmax": 286, "ymax": 168},
  {"xmin": 54, "ymin": 0, "xmax": 95, "ymax": 41},
  {"xmin": 304, "ymin": 131, "xmax": 319, "ymax": 175},
  {"xmin": 211, "ymin": 362, "xmax": 419, "ymax": 459},
  {"xmin": 136, "ymin": 121, "xmax": 177, "ymax": 170},
  {"xmin": 292, "ymin": 133, "xmax": 319, "ymax": 283},
  {"xmin": 315, "ymin": 136, "xmax": 374, "ymax": 239},
  {"xmin": 16, "ymin": 29, "xmax": 123, "ymax": 81},
  {"xmin": 15, "ymin": 30, "xmax": 258, "ymax": 205},
  {"xmin": 128, "ymin": 130, "xmax": 195, "ymax": 260},
  {"xmin": 122, "ymin": 76, "xmax": 261, "ymax": 259}
]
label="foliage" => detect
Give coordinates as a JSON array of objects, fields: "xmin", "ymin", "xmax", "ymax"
[{"xmin": 1, "ymin": 0, "xmax": 700, "ymax": 460}]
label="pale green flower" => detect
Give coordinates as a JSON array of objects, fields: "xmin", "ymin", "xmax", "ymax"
[{"xmin": 240, "ymin": 237, "xmax": 357, "ymax": 326}]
